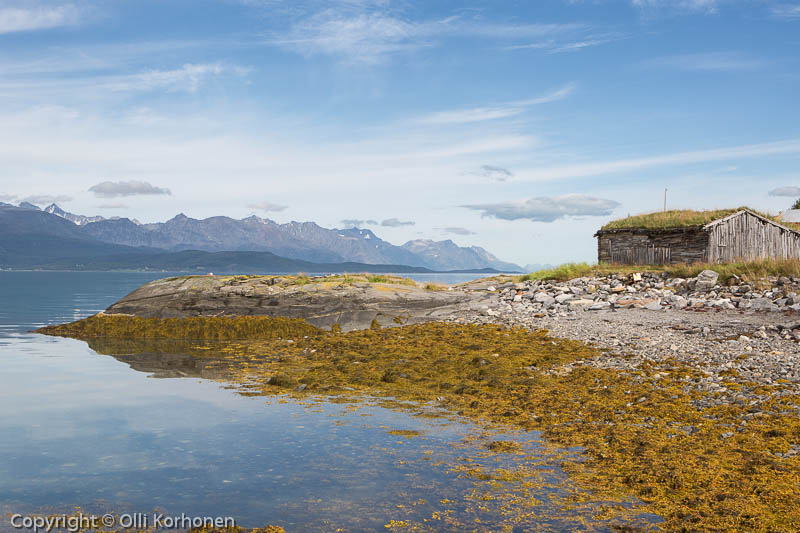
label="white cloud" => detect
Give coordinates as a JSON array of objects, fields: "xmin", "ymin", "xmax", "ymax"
[
  {"xmin": 438, "ymin": 226, "xmax": 475, "ymax": 235},
  {"xmin": 463, "ymin": 194, "xmax": 620, "ymax": 222},
  {"xmin": 340, "ymin": 218, "xmax": 365, "ymax": 228},
  {"xmin": 89, "ymin": 180, "xmax": 171, "ymax": 198},
  {"xmin": 771, "ymin": 4, "xmax": 800, "ymax": 19},
  {"xmin": 417, "ymin": 84, "xmax": 574, "ymax": 125},
  {"xmin": 97, "ymin": 202, "xmax": 128, "ymax": 209},
  {"xmin": 0, "ymin": 4, "xmax": 80, "ymax": 34},
  {"xmin": 769, "ymin": 186, "xmax": 800, "ymax": 197},
  {"xmin": 470, "ymin": 165, "xmax": 514, "ymax": 182},
  {"xmin": 381, "ymin": 217, "xmax": 414, "ymax": 227},
  {"xmin": 246, "ymin": 201, "xmax": 288, "ymax": 212},
  {"xmin": 644, "ymin": 52, "xmax": 764, "ymax": 71}
]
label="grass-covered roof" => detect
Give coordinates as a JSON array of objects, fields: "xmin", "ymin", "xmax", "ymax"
[{"xmin": 600, "ymin": 207, "xmax": 779, "ymax": 231}]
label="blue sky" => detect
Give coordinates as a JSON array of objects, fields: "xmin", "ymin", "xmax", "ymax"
[{"xmin": 0, "ymin": 0, "xmax": 799, "ymax": 265}]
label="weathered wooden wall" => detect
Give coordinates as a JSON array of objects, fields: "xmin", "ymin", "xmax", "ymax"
[
  {"xmin": 707, "ymin": 211, "xmax": 800, "ymax": 262},
  {"xmin": 596, "ymin": 229, "xmax": 708, "ymax": 265}
]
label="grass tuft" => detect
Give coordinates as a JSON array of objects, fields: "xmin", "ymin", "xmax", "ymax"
[{"xmin": 520, "ymin": 259, "xmax": 800, "ymax": 283}]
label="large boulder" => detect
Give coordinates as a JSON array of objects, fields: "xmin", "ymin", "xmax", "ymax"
[{"xmin": 694, "ymin": 270, "xmax": 719, "ymax": 291}]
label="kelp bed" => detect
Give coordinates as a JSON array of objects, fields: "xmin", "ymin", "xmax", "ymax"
[{"xmin": 38, "ymin": 316, "xmax": 800, "ymax": 532}]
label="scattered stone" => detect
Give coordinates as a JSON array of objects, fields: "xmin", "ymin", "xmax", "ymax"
[{"xmin": 695, "ymin": 270, "xmax": 719, "ymax": 291}]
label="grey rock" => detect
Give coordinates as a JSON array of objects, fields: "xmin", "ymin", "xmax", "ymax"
[
  {"xmin": 695, "ymin": 269, "xmax": 719, "ymax": 291},
  {"xmin": 750, "ymin": 297, "xmax": 779, "ymax": 312},
  {"xmin": 104, "ymin": 275, "xmax": 481, "ymax": 332},
  {"xmin": 534, "ymin": 292, "xmax": 556, "ymax": 306}
]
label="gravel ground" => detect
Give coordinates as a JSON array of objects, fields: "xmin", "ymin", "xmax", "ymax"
[{"xmin": 445, "ymin": 276, "xmax": 800, "ymax": 412}]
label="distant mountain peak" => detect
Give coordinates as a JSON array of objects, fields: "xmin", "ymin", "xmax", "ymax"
[
  {"xmin": 18, "ymin": 202, "xmax": 41, "ymax": 210},
  {"xmin": 43, "ymin": 203, "xmax": 106, "ymax": 226},
  {"xmin": 401, "ymin": 238, "xmax": 521, "ymax": 272},
  {"xmin": 15, "ymin": 207, "xmax": 522, "ymax": 271}
]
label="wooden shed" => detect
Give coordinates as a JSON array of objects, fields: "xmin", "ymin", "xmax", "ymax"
[{"xmin": 595, "ymin": 208, "xmax": 800, "ymax": 265}]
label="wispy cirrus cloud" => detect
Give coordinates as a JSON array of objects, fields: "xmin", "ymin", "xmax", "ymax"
[
  {"xmin": 643, "ymin": 52, "xmax": 764, "ymax": 71},
  {"xmin": 502, "ymin": 32, "xmax": 625, "ymax": 53},
  {"xmin": 272, "ymin": 4, "xmax": 593, "ymax": 64},
  {"xmin": 463, "ymin": 194, "xmax": 620, "ymax": 222},
  {"xmin": 771, "ymin": 4, "xmax": 800, "ymax": 19},
  {"xmin": 0, "ymin": 4, "xmax": 81, "ymax": 34},
  {"xmin": 516, "ymin": 138, "xmax": 800, "ymax": 182},
  {"xmin": 416, "ymin": 84, "xmax": 574, "ymax": 125},
  {"xmin": 0, "ymin": 60, "xmax": 251, "ymax": 102},
  {"xmin": 631, "ymin": 0, "xmax": 725, "ymax": 14},
  {"xmin": 769, "ymin": 186, "xmax": 800, "ymax": 197},
  {"xmin": 103, "ymin": 63, "xmax": 250, "ymax": 93},
  {"xmin": 89, "ymin": 180, "xmax": 171, "ymax": 198},
  {"xmin": 275, "ymin": 10, "xmax": 422, "ymax": 64}
]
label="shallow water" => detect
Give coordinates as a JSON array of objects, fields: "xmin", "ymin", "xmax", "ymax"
[{"xmin": 0, "ymin": 272, "xmax": 645, "ymax": 531}]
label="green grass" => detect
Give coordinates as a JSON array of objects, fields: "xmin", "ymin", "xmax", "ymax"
[
  {"xmin": 520, "ymin": 259, "xmax": 800, "ymax": 283},
  {"xmin": 519, "ymin": 262, "xmax": 596, "ymax": 281},
  {"xmin": 600, "ymin": 207, "xmax": 784, "ymax": 231}
]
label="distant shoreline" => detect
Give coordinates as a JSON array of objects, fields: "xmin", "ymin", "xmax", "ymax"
[{"xmin": 0, "ymin": 267, "xmax": 518, "ymax": 275}]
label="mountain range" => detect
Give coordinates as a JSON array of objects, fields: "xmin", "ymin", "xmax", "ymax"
[{"xmin": 0, "ymin": 203, "xmax": 522, "ymax": 272}]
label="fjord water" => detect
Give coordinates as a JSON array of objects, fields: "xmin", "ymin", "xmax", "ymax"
[{"xmin": 0, "ymin": 271, "xmax": 590, "ymax": 530}]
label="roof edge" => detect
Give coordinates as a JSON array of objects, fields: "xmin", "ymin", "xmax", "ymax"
[
  {"xmin": 703, "ymin": 208, "xmax": 800, "ymax": 235},
  {"xmin": 594, "ymin": 226, "xmax": 705, "ymax": 237}
]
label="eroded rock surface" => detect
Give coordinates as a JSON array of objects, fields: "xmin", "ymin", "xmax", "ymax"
[{"xmin": 104, "ymin": 275, "xmax": 482, "ymax": 331}]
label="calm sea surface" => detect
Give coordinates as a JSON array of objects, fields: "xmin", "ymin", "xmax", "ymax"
[{"xmin": 0, "ymin": 272, "xmax": 640, "ymax": 531}]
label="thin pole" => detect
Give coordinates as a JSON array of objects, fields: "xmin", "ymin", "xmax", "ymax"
[{"xmin": 663, "ymin": 188, "xmax": 667, "ymax": 212}]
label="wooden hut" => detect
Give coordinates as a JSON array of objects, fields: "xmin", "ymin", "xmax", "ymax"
[{"xmin": 595, "ymin": 208, "xmax": 800, "ymax": 265}]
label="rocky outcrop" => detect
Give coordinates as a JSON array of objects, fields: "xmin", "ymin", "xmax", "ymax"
[
  {"xmin": 465, "ymin": 270, "xmax": 800, "ymax": 319},
  {"xmin": 103, "ymin": 275, "xmax": 483, "ymax": 331}
]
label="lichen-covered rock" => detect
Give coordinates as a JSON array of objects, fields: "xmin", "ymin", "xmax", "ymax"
[{"xmin": 102, "ymin": 275, "xmax": 483, "ymax": 331}]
